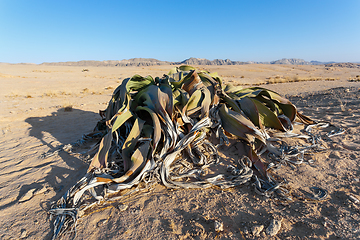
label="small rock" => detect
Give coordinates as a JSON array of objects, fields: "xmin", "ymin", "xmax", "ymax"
[
  {"xmin": 266, "ymin": 219, "xmax": 282, "ymax": 236},
  {"xmin": 117, "ymin": 204, "xmax": 128, "ymax": 212},
  {"xmin": 97, "ymin": 219, "xmax": 108, "ymax": 227},
  {"xmin": 349, "ymin": 195, "xmax": 359, "ymax": 204},
  {"xmin": 252, "ymin": 225, "xmax": 264, "ymax": 236},
  {"xmin": 19, "ymin": 189, "xmax": 36, "ymax": 202},
  {"xmin": 20, "ymin": 229, "xmax": 27, "ymax": 239},
  {"xmin": 35, "ymin": 186, "xmax": 48, "ymax": 195},
  {"xmin": 78, "ymin": 209, "xmax": 85, "ymax": 217},
  {"xmin": 214, "ymin": 220, "xmax": 224, "ymax": 232}
]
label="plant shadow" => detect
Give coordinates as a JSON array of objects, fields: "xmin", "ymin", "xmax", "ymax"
[
  {"xmin": 7, "ymin": 107, "xmax": 102, "ymax": 239},
  {"xmin": 25, "ymin": 107, "xmax": 101, "ymax": 196}
]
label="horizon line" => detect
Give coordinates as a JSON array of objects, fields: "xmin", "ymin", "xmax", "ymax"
[{"xmin": 2, "ymin": 57, "xmax": 359, "ymax": 65}]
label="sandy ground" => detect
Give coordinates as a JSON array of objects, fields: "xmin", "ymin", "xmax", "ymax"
[{"xmin": 1, "ymin": 63, "xmax": 360, "ymax": 239}]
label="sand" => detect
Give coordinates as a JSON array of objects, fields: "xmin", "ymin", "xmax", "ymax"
[{"xmin": 1, "ymin": 63, "xmax": 360, "ymax": 239}]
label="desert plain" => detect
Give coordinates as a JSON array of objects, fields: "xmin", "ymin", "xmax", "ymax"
[{"xmin": 1, "ymin": 63, "xmax": 360, "ymax": 239}]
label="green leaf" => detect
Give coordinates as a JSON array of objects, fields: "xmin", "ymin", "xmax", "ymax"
[
  {"xmin": 135, "ymin": 106, "xmax": 162, "ymax": 153},
  {"xmin": 88, "ymin": 131, "xmax": 113, "ymax": 170},
  {"xmin": 159, "ymin": 77, "xmax": 174, "ymax": 117},
  {"xmin": 111, "ymin": 108, "xmax": 133, "ymax": 133},
  {"xmin": 219, "ymin": 92, "xmax": 243, "ymax": 113},
  {"xmin": 224, "ymin": 84, "xmax": 244, "ymax": 95},
  {"xmin": 183, "ymin": 89, "xmax": 203, "ymax": 115},
  {"xmin": 200, "ymin": 87, "xmax": 212, "ymax": 118},
  {"xmin": 168, "ymin": 66, "xmax": 179, "ymax": 75},
  {"xmin": 126, "ymin": 74, "xmax": 155, "ymax": 92},
  {"xmin": 179, "ymin": 65, "xmax": 197, "ymax": 71},
  {"xmin": 105, "ymin": 78, "xmax": 130, "ymax": 121},
  {"xmin": 208, "ymin": 71, "xmax": 223, "ymax": 89},
  {"xmin": 172, "ymin": 88, "xmax": 188, "ymax": 108},
  {"xmin": 218, "ymin": 104, "xmax": 265, "ymax": 143},
  {"xmin": 113, "ymin": 141, "xmax": 151, "ymax": 183},
  {"xmin": 238, "ymin": 97, "xmax": 262, "ymax": 129},
  {"xmin": 233, "ymin": 87, "xmax": 297, "ymax": 121},
  {"xmin": 142, "ymin": 125, "xmax": 154, "ymax": 138},
  {"xmin": 247, "ymin": 98, "xmax": 286, "ymax": 131},
  {"xmin": 122, "ymin": 118, "xmax": 145, "ymax": 172}
]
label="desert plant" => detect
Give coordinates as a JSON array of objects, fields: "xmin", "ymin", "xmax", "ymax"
[
  {"xmin": 348, "ymin": 75, "xmax": 360, "ymax": 82},
  {"xmin": 49, "ymin": 66, "xmax": 330, "ymax": 239},
  {"xmin": 63, "ymin": 104, "xmax": 73, "ymax": 112}
]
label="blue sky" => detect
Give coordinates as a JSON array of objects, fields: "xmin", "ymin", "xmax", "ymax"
[{"xmin": 1, "ymin": 0, "xmax": 359, "ymax": 63}]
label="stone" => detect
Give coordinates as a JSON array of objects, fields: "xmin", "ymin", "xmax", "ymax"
[
  {"xmin": 96, "ymin": 219, "xmax": 108, "ymax": 227},
  {"xmin": 252, "ymin": 224, "xmax": 264, "ymax": 236},
  {"xmin": 349, "ymin": 195, "xmax": 359, "ymax": 204},
  {"xmin": 214, "ymin": 220, "xmax": 224, "ymax": 232},
  {"xmin": 266, "ymin": 219, "xmax": 282, "ymax": 236},
  {"xmin": 35, "ymin": 186, "xmax": 48, "ymax": 195},
  {"xmin": 117, "ymin": 204, "xmax": 128, "ymax": 212},
  {"xmin": 19, "ymin": 189, "xmax": 36, "ymax": 202},
  {"xmin": 20, "ymin": 229, "xmax": 27, "ymax": 239}
]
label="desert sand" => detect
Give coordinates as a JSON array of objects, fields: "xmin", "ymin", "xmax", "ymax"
[{"xmin": 1, "ymin": 63, "xmax": 360, "ymax": 239}]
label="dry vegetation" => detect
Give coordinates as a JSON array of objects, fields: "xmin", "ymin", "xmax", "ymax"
[
  {"xmin": 348, "ymin": 75, "xmax": 360, "ymax": 82},
  {"xmin": 266, "ymin": 75, "xmax": 339, "ymax": 84}
]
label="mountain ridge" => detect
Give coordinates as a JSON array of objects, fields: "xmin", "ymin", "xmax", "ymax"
[{"xmin": 36, "ymin": 57, "xmax": 340, "ymax": 67}]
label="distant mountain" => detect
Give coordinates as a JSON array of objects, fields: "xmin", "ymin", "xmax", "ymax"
[
  {"xmin": 269, "ymin": 58, "xmax": 311, "ymax": 65},
  {"xmin": 246, "ymin": 61, "xmax": 271, "ymax": 64},
  {"xmin": 310, "ymin": 60, "xmax": 335, "ymax": 65},
  {"xmin": 175, "ymin": 57, "xmax": 248, "ymax": 65},
  {"xmin": 115, "ymin": 58, "xmax": 171, "ymax": 67},
  {"xmin": 269, "ymin": 58, "xmax": 336, "ymax": 65},
  {"xmin": 38, "ymin": 58, "xmax": 348, "ymax": 67},
  {"xmin": 178, "ymin": 58, "xmax": 336, "ymax": 66},
  {"xmin": 324, "ymin": 62, "xmax": 360, "ymax": 69}
]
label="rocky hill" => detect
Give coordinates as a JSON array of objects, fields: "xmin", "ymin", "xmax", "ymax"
[
  {"xmin": 175, "ymin": 57, "xmax": 248, "ymax": 65},
  {"xmin": 324, "ymin": 62, "xmax": 360, "ymax": 69},
  {"xmin": 270, "ymin": 58, "xmax": 312, "ymax": 65},
  {"xmin": 114, "ymin": 58, "xmax": 171, "ymax": 67}
]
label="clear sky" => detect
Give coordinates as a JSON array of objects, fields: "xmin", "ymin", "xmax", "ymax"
[{"xmin": 1, "ymin": 0, "xmax": 359, "ymax": 64}]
